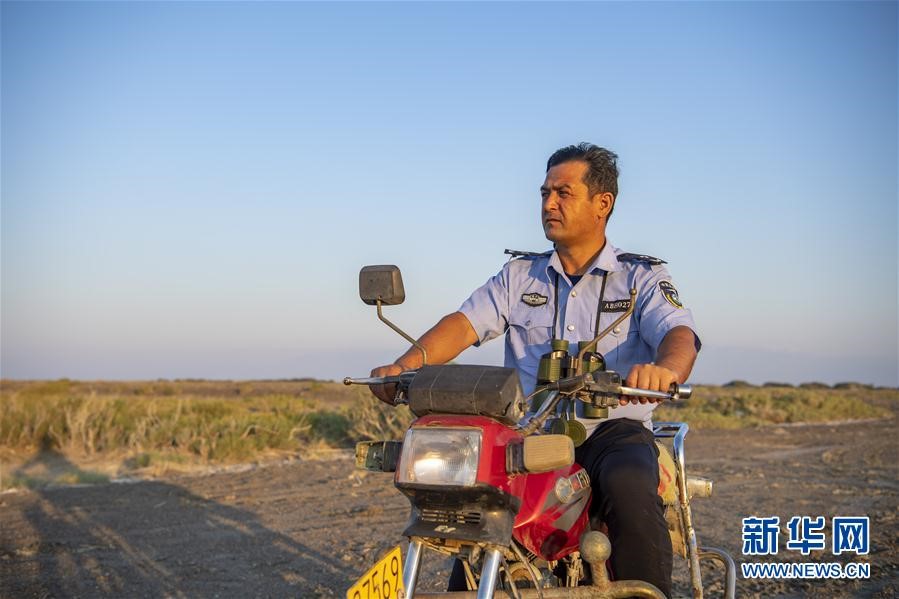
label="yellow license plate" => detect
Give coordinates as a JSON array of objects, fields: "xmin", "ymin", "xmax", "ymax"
[{"xmin": 347, "ymin": 545, "xmax": 404, "ymax": 599}]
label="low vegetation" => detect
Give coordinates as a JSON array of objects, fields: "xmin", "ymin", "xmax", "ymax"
[
  {"xmin": 0, "ymin": 379, "xmax": 411, "ymax": 488},
  {"xmin": 0, "ymin": 378, "xmax": 894, "ymax": 488},
  {"xmin": 654, "ymin": 384, "xmax": 894, "ymax": 429}
]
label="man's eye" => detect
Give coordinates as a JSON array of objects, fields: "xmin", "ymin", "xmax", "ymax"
[{"xmin": 559, "ymin": 191, "xmax": 569, "ymax": 198}]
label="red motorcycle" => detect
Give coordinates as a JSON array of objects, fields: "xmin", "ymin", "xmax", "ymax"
[{"xmin": 345, "ymin": 265, "xmax": 735, "ymax": 599}]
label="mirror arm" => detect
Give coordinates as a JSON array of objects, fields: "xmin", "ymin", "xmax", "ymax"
[
  {"xmin": 576, "ymin": 287, "xmax": 637, "ymax": 362},
  {"xmin": 377, "ymin": 300, "xmax": 428, "ymax": 366}
]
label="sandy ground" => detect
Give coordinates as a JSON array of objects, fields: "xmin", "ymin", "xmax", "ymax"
[{"xmin": 1, "ymin": 418, "xmax": 897, "ymax": 599}]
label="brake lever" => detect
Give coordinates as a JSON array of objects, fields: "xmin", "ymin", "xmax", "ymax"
[
  {"xmin": 344, "ymin": 372, "xmax": 416, "ymax": 405},
  {"xmin": 343, "ymin": 370, "xmax": 418, "ymax": 387},
  {"xmin": 392, "ymin": 387, "xmax": 409, "ymax": 405},
  {"xmin": 343, "ymin": 376, "xmax": 402, "ymax": 385}
]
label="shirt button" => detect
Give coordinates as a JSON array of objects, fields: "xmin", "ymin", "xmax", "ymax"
[
  {"xmin": 613, "ymin": 326, "xmax": 621, "ymax": 334},
  {"xmin": 567, "ymin": 324, "xmax": 575, "ymax": 332},
  {"xmin": 570, "ymin": 291, "xmax": 577, "ymax": 297}
]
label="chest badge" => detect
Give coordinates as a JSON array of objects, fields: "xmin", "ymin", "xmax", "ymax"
[
  {"xmin": 521, "ymin": 292, "xmax": 548, "ymax": 307},
  {"xmin": 659, "ymin": 281, "xmax": 684, "ymax": 309}
]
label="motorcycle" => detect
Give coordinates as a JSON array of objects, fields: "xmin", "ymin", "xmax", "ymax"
[{"xmin": 344, "ymin": 265, "xmax": 736, "ymax": 599}]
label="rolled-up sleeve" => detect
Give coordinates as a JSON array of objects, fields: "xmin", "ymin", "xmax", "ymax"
[
  {"xmin": 636, "ymin": 266, "xmax": 701, "ymax": 353},
  {"xmin": 458, "ymin": 266, "xmax": 510, "ymax": 346}
]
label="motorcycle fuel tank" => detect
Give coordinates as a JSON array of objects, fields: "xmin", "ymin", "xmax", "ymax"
[{"xmin": 512, "ymin": 463, "xmax": 591, "ymax": 561}]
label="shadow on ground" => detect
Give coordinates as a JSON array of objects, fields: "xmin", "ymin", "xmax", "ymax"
[{"xmin": 1, "ymin": 451, "xmax": 352, "ymax": 598}]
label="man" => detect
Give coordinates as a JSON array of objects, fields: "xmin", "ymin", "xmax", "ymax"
[{"xmin": 370, "ymin": 143, "xmax": 700, "ymax": 597}]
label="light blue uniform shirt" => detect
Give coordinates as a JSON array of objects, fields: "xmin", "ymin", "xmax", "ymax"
[{"xmin": 458, "ymin": 240, "xmax": 700, "ymax": 433}]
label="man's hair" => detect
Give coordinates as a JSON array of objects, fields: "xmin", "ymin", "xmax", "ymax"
[{"xmin": 546, "ymin": 143, "xmax": 619, "ymax": 217}]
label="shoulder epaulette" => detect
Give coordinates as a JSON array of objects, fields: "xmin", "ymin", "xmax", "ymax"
[
  {"xmin": 617, "ymin": 252, "xmax": 667, "ymax": 266},
  {"xmin": 504, "ymin": 248, "xmax": 552, "ymax": 260}
]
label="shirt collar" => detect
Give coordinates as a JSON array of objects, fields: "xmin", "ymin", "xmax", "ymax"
[{"xmin": 546, "ymin": 240, "xmax": 622, "ymax": 278}]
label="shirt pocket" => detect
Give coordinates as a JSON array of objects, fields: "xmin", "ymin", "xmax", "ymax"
[
  {"xmin": 608, "ymin": 313, "xmax": 636, "ymax": 340},
  {"xmin": 603, "ymin": 314, "xmax": 652, "ymax": 373},
  {"xmin": 599, "ymin": 313, "xmax": 640, "ymax": 363},
  {"xmin": 508, "ymin": 306, "xmax": 554, "ymax": 347},
  {"xmin": 595, "ymin": 308, "xmax": 635, "ymax": 342}
]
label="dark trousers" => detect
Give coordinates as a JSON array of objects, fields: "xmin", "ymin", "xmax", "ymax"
[
  {"xmin": 448, "ymin": 419, "xmax": 671, "ymax": 597},
  {"xmin": 575, "ymin": 418, "xmax": 672, "ymax": 597}
]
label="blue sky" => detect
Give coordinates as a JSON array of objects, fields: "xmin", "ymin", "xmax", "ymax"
[{"xmin": 2, "ymin": 1, "xmax": 897, "ymax": 386}]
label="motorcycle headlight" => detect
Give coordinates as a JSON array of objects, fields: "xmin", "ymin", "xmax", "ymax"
[{"xmin": 397, "ymin": 428, "xmax": 481, "ymax": 487}]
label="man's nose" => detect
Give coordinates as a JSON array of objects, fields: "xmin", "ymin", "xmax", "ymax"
[{"xmin": 542, "ymin": 192, "xmax": 558, "ymax": 212}]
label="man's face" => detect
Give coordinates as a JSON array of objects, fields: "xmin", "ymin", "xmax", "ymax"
[{"xmin": 540, "ymin": 160, "xmax": 609, "ymax": 245}]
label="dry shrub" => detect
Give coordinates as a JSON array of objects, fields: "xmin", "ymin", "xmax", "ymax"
[
  {"xmin": 7, "ymin": 381, "xmax": 890, "ymax": 467},
  {"xmin": 349, "ymin": 391, "xmax": 412, "ymax": 441},
  {"xmin": 0, "ymin": 389, "xmax": 311, "ymax": 461},
  {"xmin": 654, "ymin": 385, "xmax": 895, "ymax": 429}
]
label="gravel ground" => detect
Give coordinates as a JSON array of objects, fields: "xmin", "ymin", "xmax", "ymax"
[{"xmin": 1, "ymin": 417, "xmax": 896, "ymax": 598}]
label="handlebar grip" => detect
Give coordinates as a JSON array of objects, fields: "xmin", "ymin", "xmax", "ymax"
[
  {"xmin": 617, "ymin": 383, "xmax": 692, "ymax": 401},
  {"xmin": 672, "ymin": 384, "xmax": 692, "ymax": 400}
]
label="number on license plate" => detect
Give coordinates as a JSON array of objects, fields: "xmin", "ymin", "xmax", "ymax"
[{"xmin": 346, "ymin": 545, "xmax": 404, "ymax": 599}]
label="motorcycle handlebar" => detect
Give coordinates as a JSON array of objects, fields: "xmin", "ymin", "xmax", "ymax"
[
  {"xmin": 346, "ymin": 372, "xmax": 691, "ymax": 402},
  {"xmin": 343, "ymin": 376, "xmax": 401, "ymax": 386},
  {"xmin": 344, "ymin": 372, "xmax": 416, "ymax": 405},
  {"xmin": 534, "ymin": 375, "xmax": 691, "ymax": 402}
]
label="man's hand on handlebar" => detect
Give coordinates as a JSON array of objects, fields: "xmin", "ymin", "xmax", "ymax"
[
  {"xmin": 369, "ymin": 363, "xmax": 405, "ymax": 405},
  {"xmin": 621, "ymin": 363, "xmax": 680, "ymax": 405}
]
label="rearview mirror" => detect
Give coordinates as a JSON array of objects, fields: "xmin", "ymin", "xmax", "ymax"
[{"xmin": 359, "ymin": 265, "xmax": 405, "ymax": 306}]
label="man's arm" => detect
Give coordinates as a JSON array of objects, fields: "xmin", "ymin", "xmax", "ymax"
[
  {"xmin": 369, "ymin": 311, "xmax": 479, "ymax": 404},
  {"xmin": 621, "ymin": 325, "xmax": 698, "ymax": 405}
]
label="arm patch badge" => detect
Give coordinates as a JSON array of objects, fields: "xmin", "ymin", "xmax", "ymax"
[
  {"xmin": 658, "ymin": 281, "xmax": 684, "ymax": 309},
  {"xmin": 521, "ymin": 292, "xmax": 548, "ymax": 307}
]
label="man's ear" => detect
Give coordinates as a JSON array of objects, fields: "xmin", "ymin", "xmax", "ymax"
[{"xmin": 593, "ymin": 191, "xmax": 615, "ymax": 219}]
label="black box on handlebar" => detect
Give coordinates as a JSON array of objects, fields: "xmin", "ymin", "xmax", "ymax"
[{"xmin": 407, "ymin": 365, "xmax": 526, "ymax": 426}]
